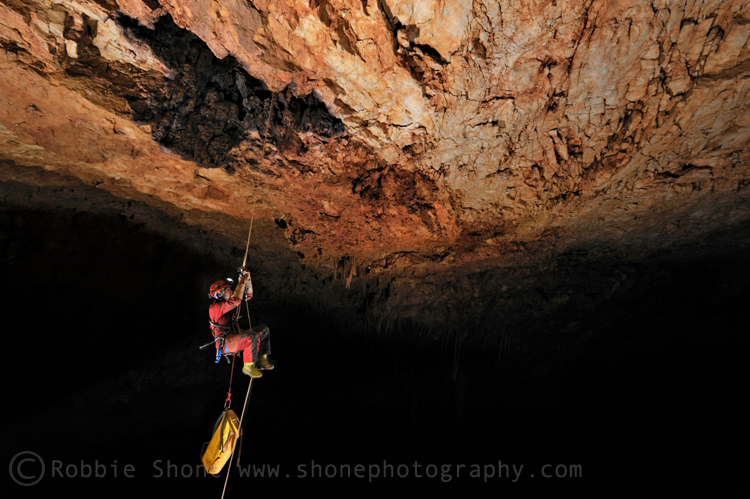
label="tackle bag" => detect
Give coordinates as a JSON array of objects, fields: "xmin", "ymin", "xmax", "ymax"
[{"xmin": 201, "ymin": 409, "xmax": 242, "ymax": 474}]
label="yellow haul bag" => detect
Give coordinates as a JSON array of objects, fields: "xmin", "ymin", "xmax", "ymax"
[{"xmin": 201, "ymin": 409, "xmax": 242, "ymax": 474}]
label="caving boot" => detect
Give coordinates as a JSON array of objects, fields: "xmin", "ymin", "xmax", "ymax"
[
  {"xmin": 257, "ymin": 354, "xmax": 275, "ymax": 370},
  {"xmin": 242, "ymin": 362, "xmax": 263, "ymax": 378}
]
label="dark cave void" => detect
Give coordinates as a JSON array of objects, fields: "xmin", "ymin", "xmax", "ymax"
[{"xmin": 1, "ymin": 204, "xmax": 748, "ymax": 495}]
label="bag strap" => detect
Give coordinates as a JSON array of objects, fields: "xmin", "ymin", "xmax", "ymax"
[{"xmin": 219, "ymin": 411, "xmax": 229, "ymax": 450}]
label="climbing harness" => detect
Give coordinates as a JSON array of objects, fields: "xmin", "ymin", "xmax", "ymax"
[
  {"xmin": 203, "ymin": 318, "xmax": 245, "ymax": 363},
  {"xmin": 216, "ymin": 343, "xmax": 231, "ymax": 364},
  {"xmin": 210, "ymin": 320, "xmax": 232, "ymax": 331},
  {"xmin": 199, "ymin": 320, "xmax": 236, "ymax": 362}
]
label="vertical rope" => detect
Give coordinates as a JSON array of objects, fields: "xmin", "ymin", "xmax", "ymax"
[
  {"xmin": 242, "ymin": 91, "xmax": 275, "ymax": 268},
  {"xmin": 245, "ymin": 300, "xmax": 252, "ymax": 330},
  {"xmin": 220, "ymin": 379, "xmax": 254, "ymax": 499},
  {"xmin": 219, "ymin": 92, "xmax": 274, "ymax": 499},
  {"xmin": 242, "ymin": 208, "xmax": 254, "ymax": 271}
]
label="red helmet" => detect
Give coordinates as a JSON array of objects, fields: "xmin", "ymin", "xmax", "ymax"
[{"xmin": 209, "ymin": 281, "xmax": 231, "ymax": 299}]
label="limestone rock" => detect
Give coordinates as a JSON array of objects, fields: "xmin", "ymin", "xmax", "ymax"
[{"xmin": 0, "ymin": 0, "xmax": 749, "ymax": 273}]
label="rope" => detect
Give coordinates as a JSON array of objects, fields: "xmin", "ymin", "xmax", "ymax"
[
  {"xmin": 245, "ymin": 300, "xmax": 252, "ymax": 331},
  {"xmin": 235, "ymin": 376, "xmax": 254, "ymax": 465},
  {"xmin": 242, "ymin": 92, "xmax": 275, "ymax": 268},
  {"xmin": 260, "ymin": 93, "xmax": 276, "ymax": 161},
  {"xmin": 234, "ymin": 93, "xmax": 275, "ymax": 320},
  {"xmin": 219, "ymin": 94, "xmax": 274, "ymax": 499},
  {"xmin": 220, "ymin": 378, "xmax": 254, "ymax": 499}
]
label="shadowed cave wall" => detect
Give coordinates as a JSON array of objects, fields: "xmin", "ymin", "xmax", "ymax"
[{"xmin": 1, "ymin": 181, "xmax": 748, "ymax": 495}]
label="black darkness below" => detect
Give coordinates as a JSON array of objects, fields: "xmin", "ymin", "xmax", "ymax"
[{"xmin": 1, "ymin": 185, "xmax": 748, "ymax": 496}]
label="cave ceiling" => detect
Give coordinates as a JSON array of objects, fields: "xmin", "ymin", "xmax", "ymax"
[{"xmin": 2, "ymin": 0, "xmax": 750, "ymax": 332}]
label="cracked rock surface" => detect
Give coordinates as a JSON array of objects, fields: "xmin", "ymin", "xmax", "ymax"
[{"xmin": 1, "ymin": 0, "xmax": 750, "ymax": 333}]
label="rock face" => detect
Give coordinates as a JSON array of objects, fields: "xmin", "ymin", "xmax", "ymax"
[{"xmin": 1, "ymin": 0, "xmax": 750, "ymax": 332}]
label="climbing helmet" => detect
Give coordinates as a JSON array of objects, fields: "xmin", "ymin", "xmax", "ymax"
[{"xmin": 209, "ymin": 281, "xmax": 231, "ymax": 299}]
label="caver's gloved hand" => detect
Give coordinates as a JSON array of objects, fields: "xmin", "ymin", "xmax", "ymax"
[{"xmin": 232, "ymin": 268, "xmax": 251, "ymax": 301}]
